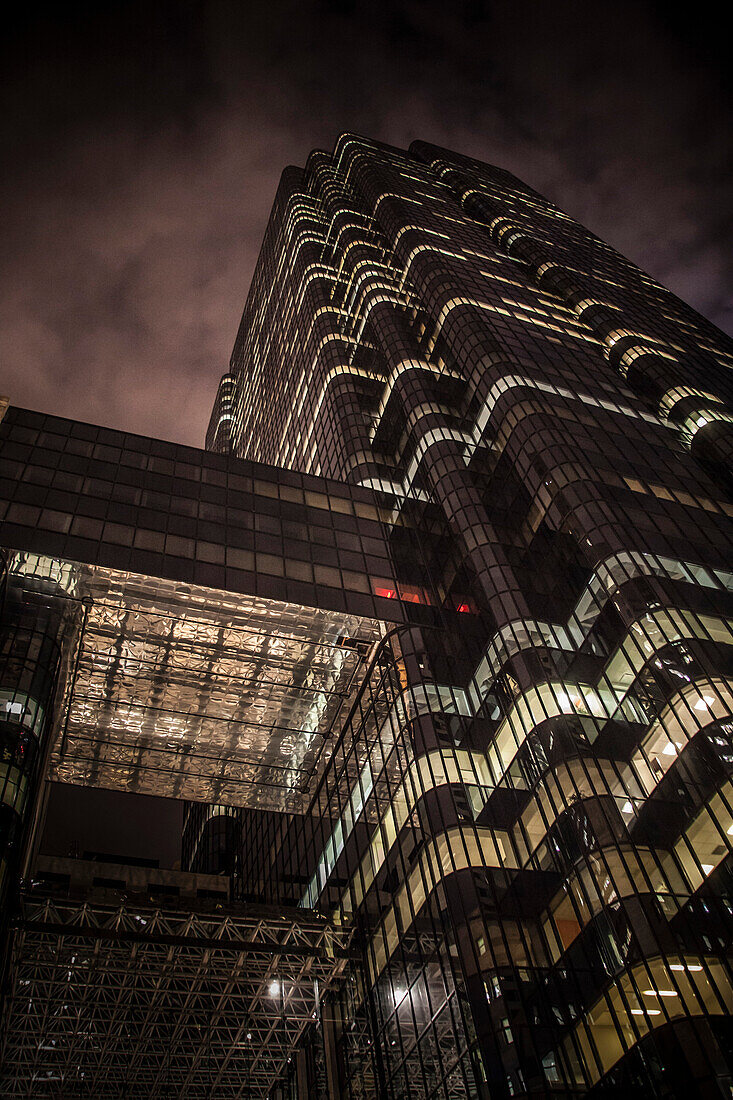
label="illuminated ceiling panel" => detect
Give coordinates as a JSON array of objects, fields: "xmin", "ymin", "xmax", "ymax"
[{"xmin": 11, "ymin": 554, "xmax": 383, "ymax": 812}]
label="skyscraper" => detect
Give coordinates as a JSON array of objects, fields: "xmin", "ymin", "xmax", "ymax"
[
  {"xmin": 1, "ymin": 133, "xmax": 733, "ymax": 1098},
  {"xmin": 199, "ymin": 134, "xmax": 733, "ymax": 1097}
]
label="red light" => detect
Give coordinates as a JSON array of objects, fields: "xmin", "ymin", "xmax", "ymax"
[
  {"xmin": 456, "ymin": 603, "xmax": 471, "ymax": 613},
  {"xmin": 374, "ymin": 587, "xmax": 397, "ymax": 599}
]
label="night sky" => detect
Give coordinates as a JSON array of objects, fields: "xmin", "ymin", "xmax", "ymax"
[{"xmin": 1, "ymin": 1, "xmax": 731, "ymax": 452}]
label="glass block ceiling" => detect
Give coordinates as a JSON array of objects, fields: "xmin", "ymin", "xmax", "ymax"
[{"xmin": 12, "ymin": 552, "xmax": 383, "ymax": 813}]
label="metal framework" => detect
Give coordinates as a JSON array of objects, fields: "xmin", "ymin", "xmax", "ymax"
[{"xmin": 0, "ymin": 893, "xmax": 353, "ymax": 1098}]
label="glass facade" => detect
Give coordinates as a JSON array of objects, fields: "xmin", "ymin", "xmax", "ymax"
[
  {"xmin": 0, "ymin": 556, "xmax": 74, "ymax": 923},
  {"xmin": 2, "ymin": 132, "xmax": 733, "ymax": 1097},
  {"xmin": 199, "ymin": 134, "xmax": 733, "ymax": 1097}
]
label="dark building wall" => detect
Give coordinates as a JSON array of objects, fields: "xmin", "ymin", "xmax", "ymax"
[{"xmin": 0, "ymin": 404, "xmax": 434, "ymax": 624}]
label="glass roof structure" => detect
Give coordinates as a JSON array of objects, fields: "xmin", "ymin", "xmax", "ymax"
[{"xmin": 12, "ymin": 551, "xmax": 383, "ymax": 813}]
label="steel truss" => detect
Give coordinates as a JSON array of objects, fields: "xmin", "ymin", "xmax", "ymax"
[{"xmin": 0, "ymin": 894, "xmax": 353, "ymax": 1098}]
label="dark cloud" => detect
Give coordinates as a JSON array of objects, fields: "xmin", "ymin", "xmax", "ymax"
[{"xmin": 2, "ymin": 0, "xmax": 731, "ymax": 447}]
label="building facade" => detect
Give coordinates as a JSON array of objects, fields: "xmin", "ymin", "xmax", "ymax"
[
  {"xmin": 2, "ymin": 132, "xmax": 733, "ymax": 1098},
  {"xmin": 0, "ymin": 404, "xmax": 414, "ymax": 1098},
  {"xmin": 197, "ymin": 135, "xmax": 733, "ymax": 1097}
]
